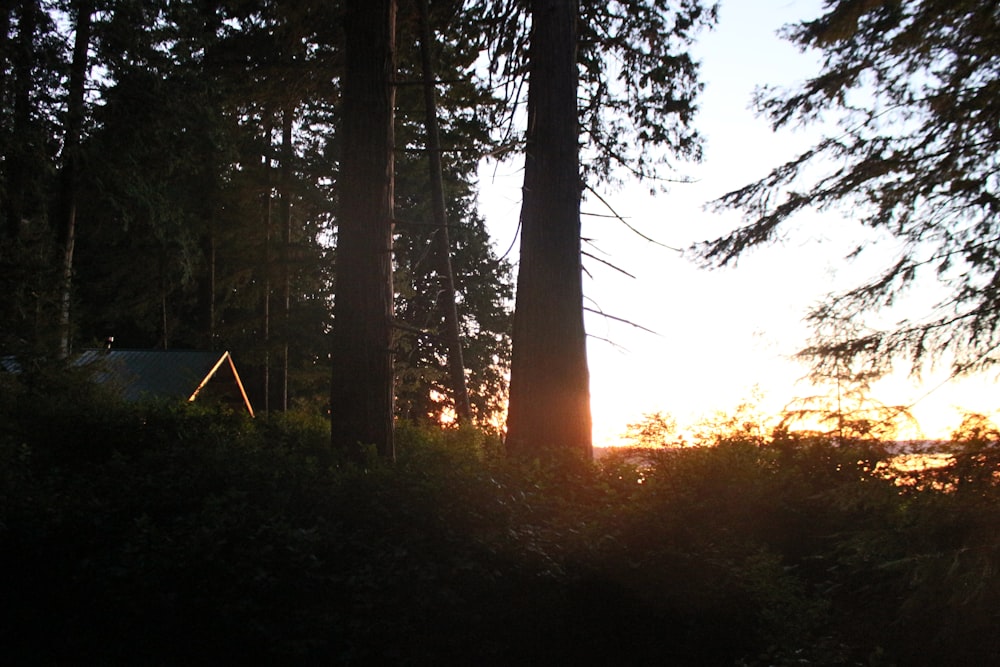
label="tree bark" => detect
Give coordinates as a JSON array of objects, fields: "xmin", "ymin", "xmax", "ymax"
[
  {"xmin": 330, "ymin": 0, "xmax": 397, "ymax": 459},
  {"xmin": 505, "ymin": 0, "xmax": 592, "ymax": 461},
  {"xmin": 261, "ymin": 117, "xmax": 273, "ymax": 414},
  {"xmin": 0, "ymin": 0, "xmax": 12, "ymax": 238},
  {"xmin": 417, "ymin": 0, "xmax": 472, "ymax": 424},
  {"xmin": 280, "ymin": 104, "xmax": 294, "ymax": 412},
  {"xmin": 0, "ymin": 1, "xmax": 10, "ymax": 109},
  {"xmin": 4, "ymin": 0, "xmax": 34, "ymax": 240},
  {"xmin": 202, "ymin": 229, "xmax": 216, "ymax": 347},
  {"xmin": 57, "ymin": 0, "xmax": 93, "ymax": 358}
]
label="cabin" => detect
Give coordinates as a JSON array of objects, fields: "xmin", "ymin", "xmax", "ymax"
[{"xmin": 73, "ymin": 349, "xmax": 255, "ymax": 417}]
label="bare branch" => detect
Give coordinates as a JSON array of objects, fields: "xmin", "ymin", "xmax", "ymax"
[
  {"xmin": 581, "ymin": 250, "xmax": 637, "ymax": 279},
  {"xmin": 585, "ymin": 184, "xmax": 682, "ymax": 252},
  {"xmin": 584, "ymin": 306, "xmax": 661, "ymax": 336}
]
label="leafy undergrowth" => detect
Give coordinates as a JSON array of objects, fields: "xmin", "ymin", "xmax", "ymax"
[{"xmin": 2, "ymin": 375, "xmax": 999, "ymax": 665}]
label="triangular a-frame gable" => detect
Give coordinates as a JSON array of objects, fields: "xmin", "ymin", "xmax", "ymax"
[{"xmin": 74, "ymin": 349, "xmax": 255, "ymax": 416}]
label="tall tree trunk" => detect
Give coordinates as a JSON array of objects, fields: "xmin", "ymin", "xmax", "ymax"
[
  {"xmin": 505, "ymin": 0, "xmax": 592, "ymax": 461},
  {"xmin": 279, "ymin": 104, "xmax": 294, "ymax": 412},
  {"xmin": 417, "ymin": 0, "xmax": 472, "ymax": 424},
  {"xmin": 261, "ymin": 118, "xmax": 273, "ymax": 414},
  {"xmin": 0, "ymin": 0, "xmax": 13, "ymax": 237},
  {"xmin": 4, "ymin": 0, "xmax": 34, "ymax": 240},
  {"xmin": 159, "ymin": 251, "xmax": 169, "ymax": 349},
  {"xmin": 0, "ymin": 0, "xmax": 11, "ymax": 105},
  {"xmin": 56, "ymin": 0, "xmax": 93, "ymax": 358},
  {"xmin": 204, "ymin": 230, "xmax": 216, "ymax": 346},
  {"xmin": 330, "ymin": 0, "xmax": 397, "ymax": 459}
]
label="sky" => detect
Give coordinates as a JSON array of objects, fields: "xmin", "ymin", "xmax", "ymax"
[{"xmin": 478, "ymin": 0, "xmax": 999, "ymax": 446}]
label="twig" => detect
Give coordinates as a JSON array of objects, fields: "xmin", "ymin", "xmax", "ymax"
[
  {"xmin": 584, "ymin": 306, "xmax": 661, "ymax": 336},
  {"xmin": 582, "ymin": 250, "xmax": 637, "ymax": 279},
  {"xmin": 585, "ymin": 184, "xmax": 682, "ymax": 252}
]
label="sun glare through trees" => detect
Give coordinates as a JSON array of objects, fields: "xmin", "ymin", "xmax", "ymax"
[{"xmin": 3, "ymin": 0, "xmax": 1000, "ymax": 663}]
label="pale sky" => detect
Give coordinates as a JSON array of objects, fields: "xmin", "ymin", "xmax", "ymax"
[{"xmin": 479, "ymin": 0, "xmax": 999, "ymax": 445}]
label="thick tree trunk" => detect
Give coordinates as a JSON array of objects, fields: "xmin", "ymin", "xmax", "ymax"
[
  {"xmin": 417, "ymin": 0, "xmax": 472, "ymax": 424},
  {"xmin": 330, "ymin": 0, "xmax": 397, "ymax": 459},
  {"xmin": 505, "ymin": 0, "xmax": 592, "ymax": 461},
  {"xmin": 56, "ymin": 0, "xmax": 93, "ymax": 358}
]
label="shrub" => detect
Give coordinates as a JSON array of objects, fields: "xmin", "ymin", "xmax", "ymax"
[{"xmin": 3, "ymin": 384, "xmax": 998, "ymax": 665}]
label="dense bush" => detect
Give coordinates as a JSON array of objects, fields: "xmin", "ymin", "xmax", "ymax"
[{"xmin": 2, "ymin": 375, "xmax": 998, "ymax": 664}]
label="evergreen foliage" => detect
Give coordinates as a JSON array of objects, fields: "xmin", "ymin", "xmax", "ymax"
[
  {"xmin": 392, "ymin": 0, "xmax": 513, "ymax": 427},
  {"xmin": 473, "ymin": 0, "xmax": 716, "ymax": 185},
  {"xmin": 699, "ymin": 0, "xmax": 1000, "ymax": 380},
  {"xmin": 0, "ymin": 0, "xmax": 512, "ymax": 420}
]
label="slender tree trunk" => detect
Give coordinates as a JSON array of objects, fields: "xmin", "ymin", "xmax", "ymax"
[
  {"xmin": 330, "ymin": 0, "xmax": 397, "ymax": 459},
  {"xmin": 206, "ymin": 231, "xmax": 216, "ymax": 346},
  {"xmin": 0, "ymin": 0, "xmax": 11, "ymax": 104},
  {"xmin": 197, "ymin": 220, "xmax": 217, "ymax": 349},
  {"xmin": 0, "ymin": 0, "xmax": 13, "ymax": 237},
  {"xmin": 417, "ymin": 0, "xmax": 472, "ymax": 424},
  {"xmin": 505, "ymin": 0, "xmax": 592, "ymax": 461},
  {"xmin": 261, "ymin": 118, "xmax": 273, "ymax": 414},
  {"xmin": 280, "ymin": 105, "xmax": 294, "ymax": 412},
  {"xmin": 4, "ymin": 0, "xmax": 34, "ymax": 240},
  {"xmin": 159, "ymin": 253, "xmax": 169, "ymax": 349},
  {"xmin": 56, "ymin": 0, "xmax": 93, "ymax": 358}
]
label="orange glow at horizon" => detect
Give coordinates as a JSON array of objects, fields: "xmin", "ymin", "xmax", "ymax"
[
  {"xmin": 589, "ymin": 368, "xmax": 999, "ymax": 448},
  {"xmin": 478, "ymin": 0, "xmax": 999, "ymax": 451}
]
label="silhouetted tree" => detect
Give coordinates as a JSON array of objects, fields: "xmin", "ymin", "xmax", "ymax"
[
  {"xmin": 389, "ymin": 0, "xmax": 513, "ymax": 429},
  {"xmin": 699, "ymin": 0, "xmax": 1000, "ymax": 381},
  {"xmin": 55, "ymin": 0, "xmax": 93, "ymax": 358},
  {"xmin": 505, "ymin": 0, "xmax": 591, "ymax": 461},
  {"xmin": 415, "ymin": 0, "xmax": 471, "ymax": 424},
  {"xmin": 474, "ymin": 0, "xmax": 714, "ymax": 461},
  {"xmin": 329, "ymin": 0, "xmax": 397, "ymax": 459}
]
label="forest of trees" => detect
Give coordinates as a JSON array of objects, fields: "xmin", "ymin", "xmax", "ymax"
[
  {"xmin": 0, "ymin": 0, "xmax": 714, "ymax": 460},
  {"xmin": 0, "ymin": 0, "xmax": 517, "ymax": 436},
  {"xmin": 2, "ymin": 0, "xmax": 1000, "ymax": 663}
]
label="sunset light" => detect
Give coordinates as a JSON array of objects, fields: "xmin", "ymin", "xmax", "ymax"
[
  {"xmin": 4, "ymin": 0, "xmax": 999, "ymax": 663},
  {"xmin": 481, "ymin": 0, "xmax": 998, "ymax": 446}
]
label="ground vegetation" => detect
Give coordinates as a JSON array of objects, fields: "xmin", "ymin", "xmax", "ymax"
[{"xmin": 3, "ymin": 374, "xmax": 997, "ymax": 665}]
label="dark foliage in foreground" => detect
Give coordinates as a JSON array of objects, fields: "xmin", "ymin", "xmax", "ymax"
[{"xmin": 2, "ymin": 375, "xmax": 998, "ymax": 665}]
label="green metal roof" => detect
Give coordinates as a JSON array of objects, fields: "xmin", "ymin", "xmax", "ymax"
[{"xmin": 74, "ymin": 349, "xmax": 254, "ymax": 416}]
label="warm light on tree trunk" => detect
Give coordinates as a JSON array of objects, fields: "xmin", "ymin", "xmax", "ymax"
[{"xmin": 506, "ymin": 0, "xmax": 592, "ymax": 462}]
